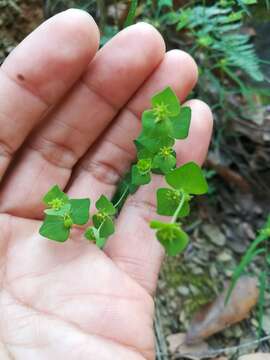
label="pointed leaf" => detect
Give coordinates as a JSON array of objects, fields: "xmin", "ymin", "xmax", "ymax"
[
  {"xmin": 137, "ymin": 130, "xmax": 174, "ymax": 153},
  {"xmin": 92, "ymin": 213, "xmax": 104, "ymax": 229},
  {"xmin": 166, "ymin": 162, "xmax": 208, "ymax": 194},
  {"xmin": 69, "ymin": 198, "xmax": 90, "ymax": 225},
  {"xmin": 171, "ymin": 106, "xmax": 191, "ymax": 139},
  {"xmin": 151, "ymin": 87, "xmax": 180, "ymax": 116},
  {"xmin": 96, "ymin": 195, "xmax": 116, "ymax": 215},
  {"xmin": 157, "ymin": 226, "xmax": 189, "ymax": 256},
  {"xmin": 43, "ymin": 185, "xmax": 68, "ymax": 206},
  {"xmin": 157, "ymin": 188, "xmax": 180, "ymax": 216},
  {"xmin": 99, "ymin": 217, "xmax": 115, "ymax": 238},
  {"xmin": 39, "ymin": 215, "xmax": 70, "ymax": 242}
]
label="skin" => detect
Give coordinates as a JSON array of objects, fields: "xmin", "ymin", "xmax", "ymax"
[{"xmin": 0, "ymin": 9, "xmax": 213, "ymax": 360}]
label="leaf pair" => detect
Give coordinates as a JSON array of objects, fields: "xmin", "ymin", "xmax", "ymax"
[
  {"xmin": 39, "ymin": 185, "xmax": 90, "ymax": 242},
  {"xmin": 84, "ymin": 195, "xmax": 116, "ymax": 249},
  {"xmin": 157, "ymin": 162, "xmax": 208, "ymax": 218},
  {"xmin": 137, "ymin": 87, "xmax": 191, "ymax": 149},
  {"xmin": 151, "ymin": 162, "xmax": 208, "ymax": 256}
]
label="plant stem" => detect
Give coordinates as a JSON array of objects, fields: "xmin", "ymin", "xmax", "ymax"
[
  {"xmin": 97, "ymin": 0, "xmax": 106, "ymax": 32},
  {"xmin": 170, "ymin": 191, "xmax": 185, "ymax": 224},
  {"xmin": 113, "ymin": 184, "xmax": 129, "ymax": 209}
]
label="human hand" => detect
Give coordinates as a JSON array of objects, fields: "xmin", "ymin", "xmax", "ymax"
[{"xmin": 0, "ymin": 9, "xmax": 212, "ymax": 359}]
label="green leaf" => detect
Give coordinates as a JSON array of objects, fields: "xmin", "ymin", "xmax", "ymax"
[
  {"xmin": 44, "ymin": 203, "xmax": 71, "ymax": 216},
  {"xmin": 178, "ymin": 200, "xmax": 190, "ymax": 217},
  {"xmin": 84, "ymin": 226, "xmax": 97, "ymax": 241},
  {"xmin": 96, "ymin": 236, "xmax": 107, "ymax": 249},
  {"xmin": 99, "ymin": 217, "xmax": 115, "ymax": 238},
  {"xmin": 150, "ymin": 220, "xmax": 167, "ymax": 230},
  {"xmin": 157, "ymin": 188, "xmax": 180, "ymax": 216},
  {"xmin": 226, "ymin": 11, "xmax": 243, "ymax": 23},
  {"xmin": 39, "ymin": 215, "xmax": 70, "ymax": 242},
  {"xmin": 152, "ymin": 87, "xmax": 180, "ymax": 116},
  {"xmin": 171, "ymin": 106, "xmax": 191, "ymax": 139},
  {"xmin": 43, "ymin": 185, "xmax": 68, "ymax": 206},
  {"xmin": 131, "ymin": 165, "xmax": 151, "ymax": 185},
  {"xmin": 69, "ymin": 198, "xmax": 90, "ymax": 225},
  {"xmin": 156, "ymin": 188, "xmax": 190, "ymax": 217},
  {"xmin": 96, "ymin": 195, "xmax": 116, "ymax": 215},
  {"xmin": 150, "ymin": 222, "xmax": 189, "ymax": 255},
  {"xmin": 135, "ymin": 141, "xmax": 154, "ymax": 160},
  {"xmin": 150, "ymin": 222, "xmax": 188, "ymax": 256},
  {"xmin": 166, "ymin": 162, "xmax": 208, "ymax": 194},
  {"xmin": 124, "ymin": 0, "xmax": 138, "ymax": 27},
  {"xmin": 159, "ymin": 230, "xmax": 189, "ymax": 256},
  {"xmin": 153, "ymin": 153, "xmax": 176, "ymax": 174},
  {"xmin": 92, "ymin": 212, "xmax": 115, "ymax": 238},
  {"xmin": 158, "ymin": 0, "xmax": 173, "ymax": 9},
  {"xmin": 141, "ymin": 110, "xmax": 156, "ymax": 131},
  {"xmin": 137, "ymin": 129, "xmax": 174, "ymax": 153},
  {"xmin": 242, "ymin": 0, "xmax": 257, "ymax": 3},
  {"xmin": 140, "ymin": 110, "xmax": 173, "ymax": 141},
  {"xmin": 84, "ymin": 226, "xmax": 106, "ymax": 249}
]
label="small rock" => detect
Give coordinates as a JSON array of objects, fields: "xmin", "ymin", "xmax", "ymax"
[
  {"xmin": 189, "ymin": 284, "xmax": 200, "ymax": 296},
  {"xmin": 225, "ymin": 269, "xmax": 234, "ymax": 277},
  {"xmin": 178, "ymin": 286, "xmax": 190, "ymax": 296},
  {"xmin": 234, "ymin": 325, "xmax": 243, "ymax": 338},
  {"xmin": 228, "ymin": 237, "xmax": 247, "ymax": 254},
  {"xmin": 241, "ymin": 222, "xmax": 256, "ymax": 240},
  {"xmin": 210, "ymin": 263, "xmax": 218, "ymax": 278},
  {"xmin": 262, "ymin": 311, "xmax": 270, "ymax": 334},
  {"xmin": 238, "ymin": 335, "xmax": 258, "ymax": 356},
  {"xmin": 167, "ymin": 333, "xmax": 208, "ymax": 359},
  {"xmin": 239, "ymin": 354, "xmax": 270, "ymax": 360},
  {"xmin": 202, "ymin": 224, "xmax": 226, "ymax": 246},
  {"xmin": 217, "ymin": 251, "xmax": 232, "ymax": 262},
  {"xmin": 251, "ymin": 318, "xmax": 259, "ymax": 328},
  {"xmin": 192, "ymin": 267, "xmax": 204, "ymax": 275}
]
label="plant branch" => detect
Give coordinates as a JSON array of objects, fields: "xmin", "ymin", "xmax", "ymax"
[{"xmin": 170, "ymin": 191, "xmax": 185, "ymax": 224}]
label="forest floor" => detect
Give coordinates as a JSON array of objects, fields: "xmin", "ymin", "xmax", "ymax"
[{"xmin": 1, "ymin": 1, "xmax": 270, "ymax": 359}]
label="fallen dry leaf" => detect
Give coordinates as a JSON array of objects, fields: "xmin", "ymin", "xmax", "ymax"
[
  {"xmin": 167, "ymin": 333, "xmax": 208, "ymax": 360},
  {"xmin": 239, "ymin": 354, "xmax": 270, "ymax": 360},
  {"xmin": 186, "ymin": 276, "xmax": 259, "ymax": 344}
]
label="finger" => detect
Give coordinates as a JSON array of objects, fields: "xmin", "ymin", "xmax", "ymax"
[
  {"xmin": 106, "ymin": 99, "xmax": 213, "ymax": 295},
  {"xmin": 0, "ymin": 9, "xmax": 99, "ymax": 182},
  {"xmin": 67, "ymin": 49, "xmax": 198, "ymax": 202},
  {"xmin": 0, "ymin": 23, "xmax": 165, "ymax": 218}
]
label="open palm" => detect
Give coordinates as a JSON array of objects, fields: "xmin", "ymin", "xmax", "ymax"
[{"xmin": 0, "ymin": 9, "xmax": 212, "ymax": 360}]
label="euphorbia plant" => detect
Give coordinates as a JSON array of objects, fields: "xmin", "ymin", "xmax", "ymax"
[{"xmin": 39, "ymin": 87, "xmax": 208, "ymax": 255}]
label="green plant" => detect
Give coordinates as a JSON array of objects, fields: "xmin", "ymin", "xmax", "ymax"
[
  {"xmin": 124, "ymin": 0, "xmax": 138, "ymax": 27},
  {"xmin": 226, "ymin": 214, "xmax": 270, "ymax": 335},
  {"xmin": 39, "ymin": 87, "xmax": 208, "ymax": 256}
]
